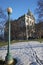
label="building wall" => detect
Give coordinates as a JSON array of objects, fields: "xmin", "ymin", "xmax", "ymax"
[
  {"xmin": 16, "ymin": 14, "xmax": 35, "ymax": 40},
  {"xmin": 25, "ymin": 14, "xmax": 35, "ymax": 39}
]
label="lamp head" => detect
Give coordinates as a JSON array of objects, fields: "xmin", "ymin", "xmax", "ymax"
[{"xmin": 7, "ymin": 7, "xmax": 12, "ymax": 14}]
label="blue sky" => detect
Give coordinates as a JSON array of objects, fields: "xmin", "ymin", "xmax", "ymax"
[{"xmin": 0, "ymin": 0, "xmax": 38, "ymax": 20}]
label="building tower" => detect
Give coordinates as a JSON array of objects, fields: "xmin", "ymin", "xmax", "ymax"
[{"xmin": 25, "ymin": 9, "xmax": 35, "ymax": 40}]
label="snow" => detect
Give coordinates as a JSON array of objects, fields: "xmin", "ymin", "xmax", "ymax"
[{"xmin": 0, "ymin": 41, "xmax": 43, "ymax": 65}]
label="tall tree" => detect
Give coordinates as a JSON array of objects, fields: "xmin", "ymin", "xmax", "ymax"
[
  {"xmin": 0, "ymin": 7, "xmax": 7, "ymax": 40},
  {"xmin": 0, "ymin": 7, "xmax": 7, "ymax": 25},
  {"xmin": 36, "ymin": 0, "xmax": 43, "ymax": 22},
  {"xmin": 35, "ymin": 0, "xmax": 43, "ymax": 38}
]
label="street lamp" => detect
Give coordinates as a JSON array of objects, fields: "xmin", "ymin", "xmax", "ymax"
[{"xmin": 5, "ymin": 7, "xmax": 13, "ymax": 65}]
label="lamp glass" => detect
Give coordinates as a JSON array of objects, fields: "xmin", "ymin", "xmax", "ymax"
[{"xmin": 7, "ymin": 7, "xmax": 12, "ymax": 14}]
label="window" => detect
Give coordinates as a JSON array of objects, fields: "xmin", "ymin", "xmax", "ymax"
[
  {"xmin": 30, "ymin": 21, "xmax": 31, "ymax": 24},
  {"xmin": 32, "ymin": 22, "xmax": 33, "ymax": 25}
]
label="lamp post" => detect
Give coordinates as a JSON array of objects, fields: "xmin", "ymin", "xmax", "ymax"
[{"xmin": 5, "ymin": 7, "xmax": 13, "ymax": 65}]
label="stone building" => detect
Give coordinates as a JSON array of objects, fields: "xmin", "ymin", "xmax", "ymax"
[
  {"xmin": 16, "ymin": 10, "xmax": 35, "ymax": 40},
  {"xmin": 4, "ymin": 10, "xmax": 35, "ymax": 40}
]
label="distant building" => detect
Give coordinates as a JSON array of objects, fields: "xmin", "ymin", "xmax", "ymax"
[
  {"xmin": 4, "ymin": 10, "xmax": 35, "ymax": 40},
  {"xmin": 16, "ymin": 10, "xmax": 35, "ymax": 40}
]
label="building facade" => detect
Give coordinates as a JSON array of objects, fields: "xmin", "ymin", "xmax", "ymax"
[
  {"xmin": 25, "ymin": 11, "xmax": 35, "ymax": 40},
  {"xmin": 14, "ymin": 10, "xmax": 35, "ymax": 40}
]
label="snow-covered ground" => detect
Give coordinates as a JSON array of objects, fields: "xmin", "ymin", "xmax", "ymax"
[{"xmin": 0, "ymin": 41, "xmax": 43, "ymax": 65}]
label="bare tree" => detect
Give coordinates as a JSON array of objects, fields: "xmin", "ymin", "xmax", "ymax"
[
  {"xmin": 35, "ymin": 0, "xmax": 43, "ymax": 38},
  {"xmin": 36, "ymin": 0, "xmax": 43, "ymax": 22},
  {"xmin": 0, "ymin": 7, "xmax": 7, "ymax": 40}
]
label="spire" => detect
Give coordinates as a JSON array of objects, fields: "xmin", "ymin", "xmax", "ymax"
[
  {"xmin": 27, "ymin": 9, "xmax": 32, "ymax": 16},
  {"xmin": 27, "ymin": 9, "xmax": 35, "ymax": 20}
]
